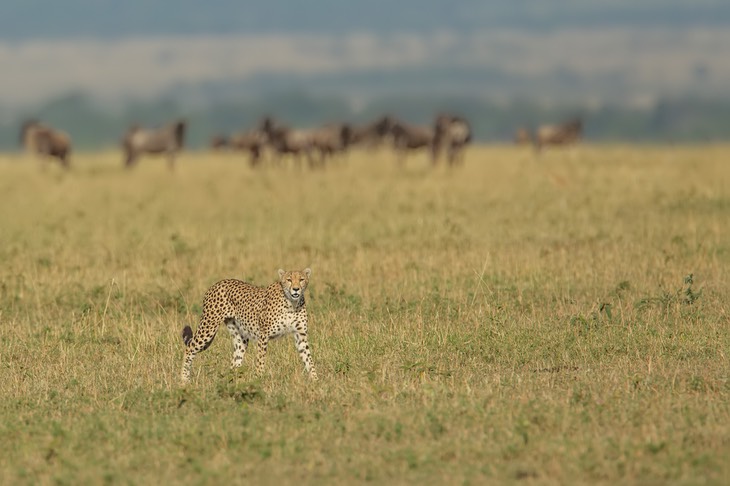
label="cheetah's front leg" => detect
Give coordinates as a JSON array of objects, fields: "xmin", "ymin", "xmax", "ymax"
[
  {"xmin": 294, "ymin": 331, "xmax": 318, "ymax": 381},
  {"xmin": 181, "ymin": 349, "xmax": 194, "ymax": 384},
  {"xmin": 255, "ymin": 337, "xmax": 269, "ymax": 377}
]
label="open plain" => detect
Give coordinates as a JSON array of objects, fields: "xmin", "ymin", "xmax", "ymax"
[{"xmin": 0, "ymin": 145, "xmax": 728, "ymax": 484}]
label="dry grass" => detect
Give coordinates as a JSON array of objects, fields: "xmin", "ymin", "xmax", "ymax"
[{"xmin": 0, "ymin": 145, "xmax": 728, "ymax": 484}]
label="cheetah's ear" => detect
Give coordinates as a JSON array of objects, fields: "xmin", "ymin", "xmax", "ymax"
[
  {"xmin": 277, "ymin": 269, "xmax": 286, "ymax": 280},
  {"xmin": 304, "ymin": 267, "xmax": 312, "ymax": 278}
]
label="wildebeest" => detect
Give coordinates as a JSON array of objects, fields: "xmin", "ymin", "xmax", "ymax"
[
  {"xmin": 19, "ymin": 120, "xmax": 72, "ymax": 169},
  {"xmin": 122, "ymin": 119, "xmax": 187, "ymax": 170},
  {"xmin": 534, "ymin": 117, "xmax": 583, "ymax": 151},
  {"xmin": 433, "ymin": 113, "xmax": 472, "ymax": 166},
  {"xmin": 308, "ymin": 122, "xmax": 352, "ymax": 166},
  {"xmin": 513, "ymin": 127, "xmax": 533, "ymax": 145},
  {"xmin": 209, "ymin": 134, "xmax": 229, "ymax": 151},
  {"xmin": 389, "ymin": 119, "xmax": 435, "ymax": 165},
  {"xmin": 229, "ymin": 129, "xmax": 268, "ymax": 168},
  {"xmin": 346, "ymin": 115, "xmax": 395, "ymax": 149},
  {"xmin": 259, "ymin": 116, "xmax": 316, "ymax": 168}
]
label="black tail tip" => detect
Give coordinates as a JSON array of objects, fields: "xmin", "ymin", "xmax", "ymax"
[{"xmin": 182, "ymin": 325, "xmax": 193, "ymax": 346}]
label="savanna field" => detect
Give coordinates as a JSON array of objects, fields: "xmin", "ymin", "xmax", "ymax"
[{"xmin": 0, "ymin": 145, "xmax": 728, "ymax": 484}]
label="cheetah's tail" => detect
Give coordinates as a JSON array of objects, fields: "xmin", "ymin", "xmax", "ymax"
[{"xmin": 182, "ymin": 325, "xmax": 193, "ymax": 346}]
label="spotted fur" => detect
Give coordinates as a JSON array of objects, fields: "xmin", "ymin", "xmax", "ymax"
[{"xmin": 180, "ymin": 268, "xmax": 317, "ymax": 384}]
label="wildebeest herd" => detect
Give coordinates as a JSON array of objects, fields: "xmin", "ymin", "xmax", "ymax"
[
  {"xmin": 208, "ymin": 114, "xmax": 474, "ymax": 170},
  {"xmin": 18, "ymin": 113, "xmax": 584, "ymax": 170}
]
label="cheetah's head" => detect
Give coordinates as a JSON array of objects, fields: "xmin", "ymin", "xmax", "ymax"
[{"xmin": 278, "ymin": 268, "xmax": 311, "ymax": 301}]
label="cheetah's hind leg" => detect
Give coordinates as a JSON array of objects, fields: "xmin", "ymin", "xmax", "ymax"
[
  {"xmin": 180, "ymin": 319, "xmax": 218, "ymax": 384},
  {"xmin": 225, "ymin": 318, "xmax": 248, "ymax": 370}
]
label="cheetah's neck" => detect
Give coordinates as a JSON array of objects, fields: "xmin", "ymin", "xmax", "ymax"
[{"xmin": 283, "ymin": 294, "xmax": 305, "ymax": 312}]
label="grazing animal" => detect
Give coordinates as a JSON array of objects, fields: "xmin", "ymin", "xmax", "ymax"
[
  {"xmin": 309, "ymin": 122, "xmax": 352, "ymax": 166},
  {"xmin": 433, "ymin": 113, "xmax": 472, "ymax": 166},
  {"xmin": 229, "ymin": 129, "xmax": 268, "ymax": 167},
  {"xmin": 259, "ymin": 117, "xmax": 315, "ymax": 168},
  {"xmin": 389, "ymin": 119, "xmax": 435, "ymax": 165},
  {"xmin": 180, "ymin": 268, "xmax": 317, "ymax": 384},
  {"xmin": 209, "ymin": 135, "xmax": 229, "ymax": 151},
  {"xmin": 346, "ymin": 115, "xmax": 395, "ymax": 149},
  {"xmin": 513, "ymin": 127, "xmax": 533, "ymax": 145},
  {"xmin": 122, "ymin": 119, "xmax": 187, "ymax": 170},
  {"xmin": 534, "ymin": 118, "xmax": 583, "ymax": 151},
  {"xmin": 19, "ymin": 120, "xmax": 72, "ymax": 168}
]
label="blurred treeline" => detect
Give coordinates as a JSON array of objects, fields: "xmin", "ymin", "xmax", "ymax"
[{"xmin": 2, "ymin": 92, "xmax": 729, "ymax": 150}]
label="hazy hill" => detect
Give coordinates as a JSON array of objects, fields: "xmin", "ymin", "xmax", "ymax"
[{"xmin": 2, "ymin": 0, "xmax": 729, "ymax": 39}]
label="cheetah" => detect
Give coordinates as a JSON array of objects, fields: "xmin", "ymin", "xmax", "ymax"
[{"xmin": 180, "ymin": 268, "xmax": 317, "ymax": 384}]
